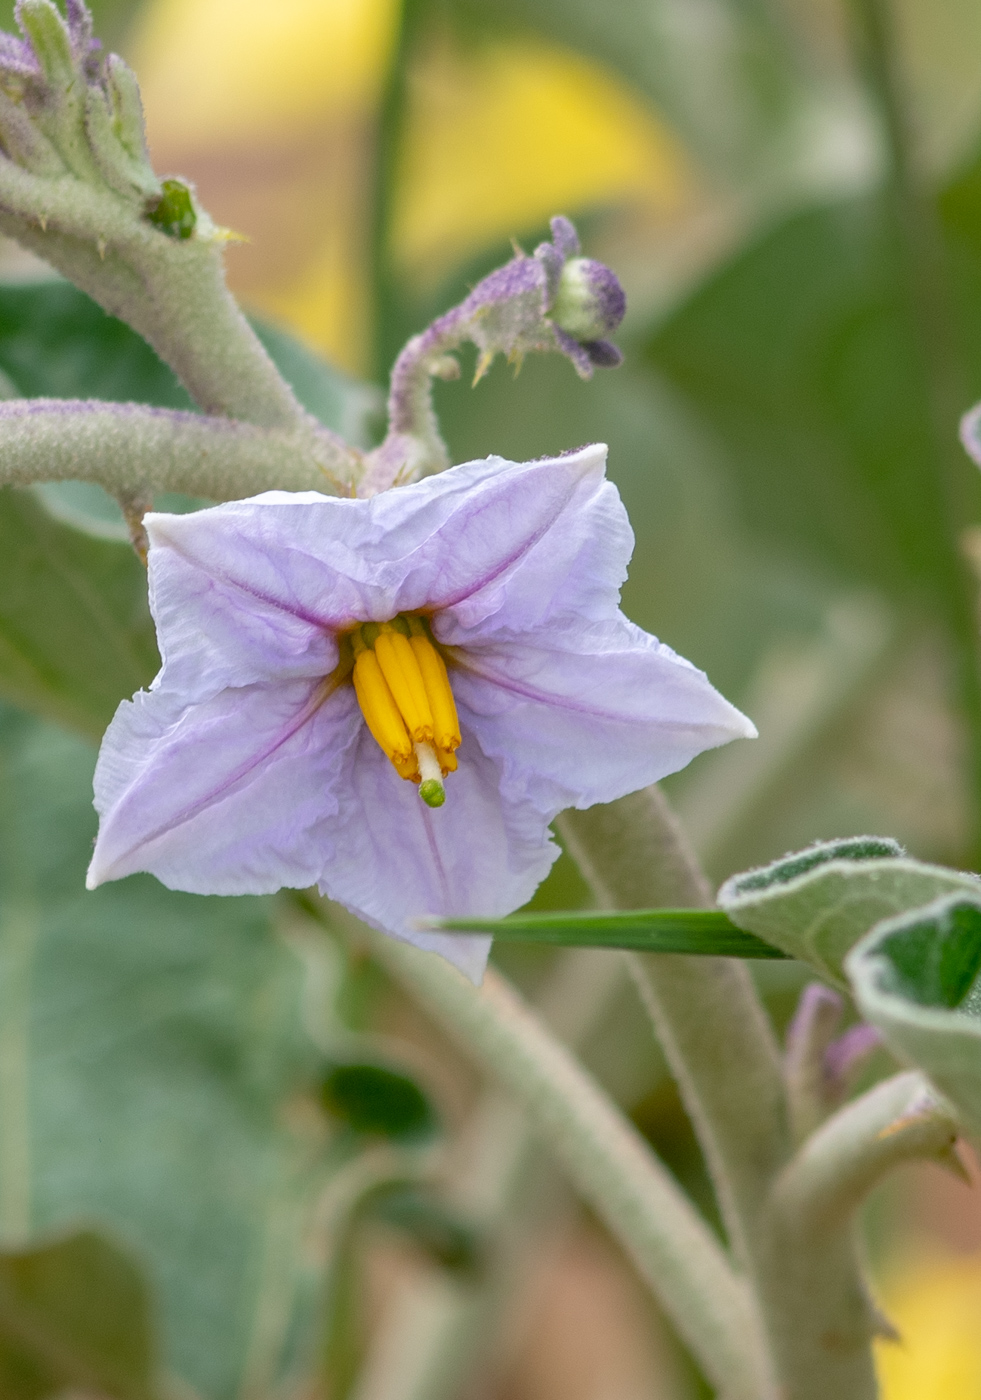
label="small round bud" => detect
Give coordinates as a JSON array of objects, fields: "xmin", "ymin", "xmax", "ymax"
[{"xmin": 551, "ymin": 258, "xmax": 626, "ymax": 342}]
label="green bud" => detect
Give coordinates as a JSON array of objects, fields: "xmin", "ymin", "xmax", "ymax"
[
  {"xmin": 105, "ymin": 56, "xmax": 155, "ymax": 171},
  {"xmin": 145, "ymin": 178, "xmax": 196, "ymax": 240}
]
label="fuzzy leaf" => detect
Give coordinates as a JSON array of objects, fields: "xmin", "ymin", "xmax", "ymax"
[
  {"xmin": 718, "ymin": 839, "xmax": 981, "ymax": 986},
  {"xmin": 846, "ymin": 893, "xmax": 981, "ymax": 1142}
]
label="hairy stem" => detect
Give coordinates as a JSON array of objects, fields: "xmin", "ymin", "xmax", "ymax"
[
  {"xmin": 348, "ymin": 948, "xmax": 626, "ymax": 1400},
  {"xmin": 558, "ymin": 788, "xmax": 789, "ymax": 1274},
  {"xmin": 358, "ymin": 926, "xmax": 775, "ymax": 1400},
  {"xmin": 0, "ymin": 161, "xmax": 309, "ymax": 429},
  {"xmin": 0, "ymin": 399, "xmax": 359, "ymax": 500},
  {"xmin": 761, "ymin": 1072, "xmax": 959, "ymax": 1400}
]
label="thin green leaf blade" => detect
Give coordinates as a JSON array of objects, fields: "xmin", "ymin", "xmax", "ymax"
[{"xmin": 426, "ymin": 907, "xmax": 787, "ymax": 957}]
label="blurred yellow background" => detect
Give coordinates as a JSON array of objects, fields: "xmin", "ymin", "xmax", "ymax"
[{"xmin": 128, "ymin": 0, "xmax": 690, "ymax": 372}]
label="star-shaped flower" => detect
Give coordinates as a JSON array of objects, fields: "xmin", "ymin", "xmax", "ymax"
[{"xmin": 87, "ymin": 446, "xmax": 755, "ymax": 981}]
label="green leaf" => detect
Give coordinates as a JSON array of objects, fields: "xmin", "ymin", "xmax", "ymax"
[
  {"xmin": 0, "ymin": 703, "xmax": 321, "ymax": 1399},
  {"xmin": 368, "ymin": 1184, "xmax": 481, "ymax": 1274},
  {"xmin": 718, "ymin": 839, "xmax": 981, "ymax": 986},
  {"xmin": 426, "ymin": 907, "xmax": 787, "ymax": 956},
  {"xmin": 846, "ymin": 893, "xmax": 981, "ymax": 1141},
  {"xmin": 0, "ymin": 1229, "xmax": 156, "ymax": 1400},
  {"xmin": 321, "ymin": 1062, "xmax": 439, "ymax": 1142},
  {"xmin": 645, "ymin": 187, "xmax": 981, "ymax": 594},
  {"xmin": 0, "ymin": 490, "xmax": 157, "ymax": 739}
]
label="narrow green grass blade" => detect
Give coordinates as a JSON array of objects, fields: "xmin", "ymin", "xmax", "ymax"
[{"xmin": 423, "ymin": 909, "xmax": 789, "ymax": 958}]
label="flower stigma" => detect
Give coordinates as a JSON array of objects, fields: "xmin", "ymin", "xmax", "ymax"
[{"xmin": 349, "ymin": 614, "xmax": 461, "ymax": 808}]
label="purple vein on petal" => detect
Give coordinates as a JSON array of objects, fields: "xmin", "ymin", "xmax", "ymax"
[
  {"xmin": 453, "ymin": 653, "xmax": 695, "ymax": 726},
  {"xmin": 158, "ymin": 533, "xmax": 344, "ymax": 632},
  {"xmin": 434, "ymin": 467, "xmax": 594, "ymax": 611},
  {"xmin": 102, "ymin": 677, "xmax": 338, "ymax": 868}
]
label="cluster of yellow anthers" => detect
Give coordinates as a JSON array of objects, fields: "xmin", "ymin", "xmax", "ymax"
[{"xmin": 348, "ymin": 614, "xmax": 462, "ymax": 808}]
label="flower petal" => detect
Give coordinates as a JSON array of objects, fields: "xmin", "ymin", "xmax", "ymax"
[
  {"xmin": 318, "ymin": 726, "xmax": 560, "ymax": 982},
  {"xmin": 451, "ymin": 619, "xmax": 756, "ymax": 816},
  {"xmin": 146, "ymin": 514, "xmax": 338, "ymax": 701},
  {"xmin": 142, "ymin": 446, "xmax": 623, "ymax": 691},
  {"xmin": 88, "ymin": 679, "xmax": 361, "ymax": 894}
]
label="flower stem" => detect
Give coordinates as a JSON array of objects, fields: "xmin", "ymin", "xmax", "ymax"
[{"xmin": 358, "ymin": 925, "xmax": 776, "ymax": 1400}]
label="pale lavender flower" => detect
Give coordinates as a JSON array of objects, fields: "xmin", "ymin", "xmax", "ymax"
[{"xmin": 87, "ymin": 446, "xmax": 755, "ymax": 981}]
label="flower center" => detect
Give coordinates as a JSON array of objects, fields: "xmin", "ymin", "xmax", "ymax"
[{"xmin": 349, "ymin": 614, "xmax": 461, "ymax": 808}]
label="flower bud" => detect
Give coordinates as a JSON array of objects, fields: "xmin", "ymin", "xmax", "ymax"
[{"xmin": 551, "ymin": 257, "xmax": 626, "ymax": 343}]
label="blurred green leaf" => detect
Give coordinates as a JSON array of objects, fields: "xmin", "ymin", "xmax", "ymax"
[
  {"xmin": 0, "ymin": 281, "xmax": 375, "ymax": 738},
  {"xmin": 0, "ymin": 491, "xmax": 157, "ymax": 740},
  {"xmin": 644, "ymin": 151, "xmax": 981, "ymax": 601},
  {"xmin": 321, "ymin": 1062, "xmax": 439, "ymax": 1143},
  {"xmin": 430, "ymin": 907, "xmax": 786, "ymax": 957},
  {"xmin": 0, "ymin": 1229, "xmax": 156, "ymax": 1400},
  {"xmin": 718, "ymin": 841, "xmax": 981, "ymax": 985},
  {"xmin": 847, "ymin": 893, "xmax": 981, "ymax": 1141},
  {"xmin": 0, "ymin": 703, "xmax": 319, "ymax": 1399},
  {"xmin": 369, "ymin": 1184, "xmax": 481, "ymax": 1274}
]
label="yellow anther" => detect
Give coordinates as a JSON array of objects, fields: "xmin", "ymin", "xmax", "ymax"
[
  {"xmin": 374, "ymin": 626, "xmax": 434, "ymax": 742},
  {"xmin": 352, "ymin": 649, "xmax": 413, "ymax": 764},
  {"xmin": 407, "ymin": 620, "xmax": 461, "ymax": 754},
  {"xmin": 350, "ymin": 614, "xmax": 462, "ymax": 801},
  {"xmin": 436, "ymin": 746, "xmax": 458, "ymax": 774}
]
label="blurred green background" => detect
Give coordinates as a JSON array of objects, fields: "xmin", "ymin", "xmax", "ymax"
[{"xmin": 2, "ymin": 0, "xmax": 981, "ymax": 1395}]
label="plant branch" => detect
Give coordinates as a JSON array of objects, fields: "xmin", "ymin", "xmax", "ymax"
[
  {"xmin": 757, "ymin": 1071, "xmax": 960, "ymax": 1400},
  {"xmin": 0, "ymin": 399, "xmax": 359, "ymax": 500},
  {"xmin": 558, "ymin": 788, "xmax": 789, "ymax": 1276},
  {"xmin": 772, "ymin": 1070, "xmax": 960, "ymax": 1239},
  {"xmin": 0, "ymin": 158, "xmax": 310, "ymax": 429},
  {"xmin": 355, "ymin": 923, "xmax": 776, "ymax": 1400},
  {"xmin": 347, "ymin": 948, "xmax": 626, "ymax": 1400}
]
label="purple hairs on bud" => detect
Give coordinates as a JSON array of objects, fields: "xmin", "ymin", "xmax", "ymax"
[
  {"xmin": 0, "ymin": 29, "xmax": 39, "ymax": 77},
  {"xmin": 786, "ymin": 983, "xmax": 843, "ymax": 1061},
  {"xmin": 549, "ymin": 215, "xmax": 581, "ymax": 259},
  {"xmin": 578, "ymin": 259, "xmax": 627, "ymax": 336}
]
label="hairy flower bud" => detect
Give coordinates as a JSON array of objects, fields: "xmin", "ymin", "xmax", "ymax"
[{"xmin": 552, "ymin": 257, "xmax": 626, "ymax": 342}]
